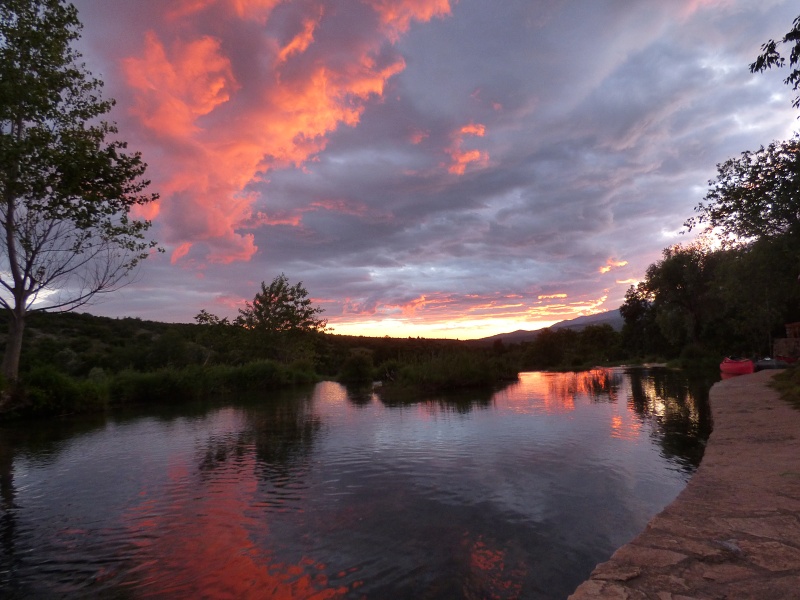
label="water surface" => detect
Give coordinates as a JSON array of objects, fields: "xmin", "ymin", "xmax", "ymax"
[{"xmin": 0, "ymin": 367, "xmax": 712, "ymax": 599}]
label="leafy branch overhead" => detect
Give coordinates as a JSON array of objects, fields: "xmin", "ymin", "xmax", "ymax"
[{"xmin": 750, "ymin": 14, "xmax": 800, "ymax": 109}]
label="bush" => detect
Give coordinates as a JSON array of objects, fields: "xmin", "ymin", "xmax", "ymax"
[
  {"xmin": 772, "ymin": 365, "xmax": 800, "ymax": 407},
  {"xmin": 18, "ymin": 365, "xmax": 106, "ymax": 416},
  {"xmin": 338, "ymin": 351, "xmax": 375, "ymax": 383},
  {"xmin": 382, "ymin": 350, "xmax": 517, "ymax": 391},
  {"xmin": 106, "ymin": 360, "xmax": 319, "ymax": 406},
  {"xmin": 108, "ymin": 367, "xmax": 204, "ymax": 405}
]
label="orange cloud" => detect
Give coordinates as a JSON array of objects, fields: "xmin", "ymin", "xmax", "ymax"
[
  {"xmin": 399, "ymin": 293, "xmax": 455, "ymax": 316},
  {"xmin": 246, "ymin": 210, "xmax": 304, "ymax": 227},
  {"xmin": 171, "ymin": 242, "xmax": 193, "ymax": 264},
  {"xmin": 214, "ymin": 294, "xmax": 248, "ymax": 309},
  {"xmin": 242, "ymin": 198, "xmax": 388, "ymax": 231},
  {"xmin": 337, "ymin": 290, "xmax": 609, "ymax": 328},
  {"xmin": 598, "ymin": 258, "xmax": 628, "ymax": 274},
  {"xmin": 447, "ymin": 122, "xmax": 489, "ymax": 175},
  {"xmin": 331, "ymin": 289, "xmax": 615, "ymax": 339},
  {"xmin": 168, "ymin": 0, "xmax": 283, "ymax": 21},
  {"xmin": 409, "ymin": 128, "xmax": 429, "ymax": 144},
  {"xmin": 278, "ymin": 13, "xmax": 322, "ymax": 63},
  {"xmin": 367, "ymin": 0, "xmax": 452, "ymax": 38},
  {"xmin": 310, "ymin": 199, "xmax": 368, "ymax": 216},
  {"xmin": 123, "ymin": 32, "xmax": 238, "ymax": 139},
  {"xmin": 122, "ymin": 2, "xmax": 444, "ymax": 264},
  {"xmin": 460, "ymin": 123, "xmax": 485, "ymax": 136},
  {"xmin": 228, "ymin": 0, "xmax": 283, "ymax": 20}
]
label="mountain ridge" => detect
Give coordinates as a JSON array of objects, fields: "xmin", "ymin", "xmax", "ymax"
[{"xmin": 467, "ymin": 309, "xmax": 624, "ymax": 345}]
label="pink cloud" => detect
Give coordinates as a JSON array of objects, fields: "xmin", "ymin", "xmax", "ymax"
[
  {"xmin": 277, "ymin": 13, "xmax": 322, "ymax": 63},
  {"xmin": 409, "ymin": 128, "xmax": 429, "ymax": 144},
  {"xmin": 240, "ymin": 197, "xmax": 390, "ymax": 231},
  {"xmin": 310, "ymin": 198, "xmax": 370, "ymax": 217},
  {"xmin": 117, "ymin": 1, "xmax": 450, "ymax": 264},
  {"xmin": 167, "ymin": 0, "xmax": 283, "ymax": 21},
  {"xmin": 598, "ymin": 258, "xmax": 628, "ymax": 274},
  {"xmin": 446, "ymin": 122, "xmax": 489, "ymax": 175},
  {"xmin": 367, "ymin": 0, "xmax": 452, "ymax": 38},
  {"xmin": 123, "ymin": 32, "xmax": 237, "ymax": 140},
  {"xmin": 171, "ymin": 242, "xmax": 193, "ymax": 264},
  {"xmin": 679, "ymin": 0, "xmax": 733, "ymax": 18},
  {"xmin": 330, "ymin": 290, "xmax": 616, "ymax": 336}
]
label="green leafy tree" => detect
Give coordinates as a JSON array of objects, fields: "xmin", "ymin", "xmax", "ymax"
[
  {"xmin": 0, "ymin": 0, "xmax": 158, "ymax": 380},
  {"xmin": 236, "ymin": 274, "xmax": 327, "ymax": 334},
  {"xmin": 620, "ymin": 283, "xmax": 665, "ymax": 358},
  {"xmin": 621, "ymin": 244, "xmax": 725, "ymax": 356},
  {"xmin": 644, "ymin": 244, "xmax": 715, "ymax": 346},
  {"xmin": 199, "ymin": 274, "xmax": 329, "ymax": 364},
  {"xmin": 685, "ymin": 137, "xmax": 800, "ymax": 241},
  {"xmin": 522, "ymin": 328, "xmax": 578, "ymax": 369},
  {"xmin": 577, "ymin": 324, "xmax": 621, "ymax": 364},
  {"xmin": 750, "ymin": 14, "xmax": 800, "ymax": 109},
  {"xmin": 193, "ymin": 309, "xmax": 243, "ymax": 364},
  {"xmin": 711, "ymin": 237, "xmax": 800, "ymax": 354}
]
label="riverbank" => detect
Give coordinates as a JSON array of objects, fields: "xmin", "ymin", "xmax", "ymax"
[{"xmin": 569, "ymin": 369, "xmax": 800, "ymax": 599}]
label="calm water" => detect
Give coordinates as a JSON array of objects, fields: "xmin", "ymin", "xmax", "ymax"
[{"xmin": 0, "ymin": 367, "xmax": 712, "ymax": 599}]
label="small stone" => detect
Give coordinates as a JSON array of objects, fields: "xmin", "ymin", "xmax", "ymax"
[
  {"xmin": 700, "ymin": 563, "xmax": 757, "ymax": 583},
  {"xmin": 711, "ymin": 538, "xmax": 743, "ymax": 555},
  {"xmin": 611, "ymin": 545, "xmax": 688, "ymax": 568},
  {"xmin": 738, "ymin": 540, "xmax": 800, "ymax": 572},
  {"xmin": 592, "ymin": 565, "xmax": 642, "ymax": 582},
  {"xmin": 568, "ymin": 580, "xmax": 606, "ymax": 599}
]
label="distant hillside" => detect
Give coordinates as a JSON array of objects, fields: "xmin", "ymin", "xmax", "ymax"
[{"xmin": 468, "ymin": 309, "xmax": 624, "ymax": 346}]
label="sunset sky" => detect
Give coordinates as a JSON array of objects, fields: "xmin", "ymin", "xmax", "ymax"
[{"xmin": 70, "ymin": 0, "xmax": 798, "ymax": 339}]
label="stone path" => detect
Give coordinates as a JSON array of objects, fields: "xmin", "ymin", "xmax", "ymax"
[{"xmin": 569, "ymin": 369, "xmax": 800, "ymax": 599}]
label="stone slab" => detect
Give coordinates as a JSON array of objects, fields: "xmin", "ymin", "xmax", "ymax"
[{"xmin": 569, "ymin": 370, "xmax": 800, "ymax": 599}]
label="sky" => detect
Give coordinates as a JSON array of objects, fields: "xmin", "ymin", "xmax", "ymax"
[{"xmin": 68, "ymin": 0, "xmax": 799, "ymax": 339}]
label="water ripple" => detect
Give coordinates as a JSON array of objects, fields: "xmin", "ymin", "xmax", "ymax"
[{"xmin": 0, "ymin": 368, "xmax": 709, "ymax": 598}]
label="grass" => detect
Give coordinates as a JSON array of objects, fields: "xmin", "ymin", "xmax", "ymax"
[
  {"xmin": 0, "ymin": 360, "xmax": 320, "ymax": 419},
  {"xmin": 770, "ymin": 365, "xmax": 800, "ymax": 408},
  {"xmin": 378, "ymin": 350, "xmax": 518, "ymax": 393},
  {"xmin": 107, "ymin": 361, "xmax": 319, "ymax": 406}
]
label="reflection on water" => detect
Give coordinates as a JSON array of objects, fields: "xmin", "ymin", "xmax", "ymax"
[{"xmin": 0, "ymin": 367, "xmax": 711, "ymax": 599}]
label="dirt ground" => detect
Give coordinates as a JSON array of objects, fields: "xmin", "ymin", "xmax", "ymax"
[{"xmin": 569, "ymin": 369, "xmax": 800, "ymax": 600}]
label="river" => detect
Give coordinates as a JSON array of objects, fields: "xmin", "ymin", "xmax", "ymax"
[{"xmin": 0, "ymin": 367, "xmax": 712, "ymax": 599}]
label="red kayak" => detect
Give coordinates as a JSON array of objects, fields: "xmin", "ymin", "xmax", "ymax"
[{"xmin": 720, "ymin": 357, "xmax": 755, "ymax": 376}]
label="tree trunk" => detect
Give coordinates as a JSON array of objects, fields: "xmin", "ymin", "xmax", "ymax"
[{"xmin": 1, "ymin": 311, "xmax": 25, "ymax": 382}]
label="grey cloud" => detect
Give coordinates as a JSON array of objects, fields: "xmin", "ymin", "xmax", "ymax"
[{"xmin": 71, "ymin": 0, "xmax": 800, "ymax": 335}]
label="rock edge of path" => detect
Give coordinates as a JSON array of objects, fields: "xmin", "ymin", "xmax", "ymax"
[{"xmin": 569, "ymin": 369, "xmax": 800, "ymax": 600}]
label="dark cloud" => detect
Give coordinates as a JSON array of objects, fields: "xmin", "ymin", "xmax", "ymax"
[{"xmin": 73, "ymin": 0, "xmax": 799, "ymax": 337}]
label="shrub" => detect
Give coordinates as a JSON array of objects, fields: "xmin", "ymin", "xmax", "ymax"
[
  {"xmin": 108, "ymin": 368, "xmax": 200, "ymax": 405},
  {"xmin": 338, "ymin": 351, "xmax": 375, "ymax": 383},
  {"xmin": 19, "ymin": 365, "xmax": 106, "ymax": 416},
  {"xmin": 383, "ymin": 350, "xmax": 517, "ymax": 391},
  {"xmin": 106, "ymin": 360, "xmax": 318, "ymax": 406}
]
